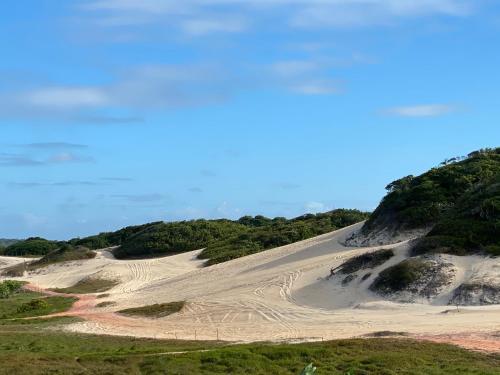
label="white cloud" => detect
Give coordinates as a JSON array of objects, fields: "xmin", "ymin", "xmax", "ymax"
[
  {"xmin": 305, "ymin": 201, "xmax": 330, "ymax": 213},
  {"xmin": 80, "ymin": 0, "xmax": 475, "ymax": 33},
  {"xmin": 180, "ymin": 17, "xmax": 248, "ymax": 35},
  {"xmin": 291, "ymin": 80, "xmax": 340, "ymax": 95},
  {"xmin": 384, "ymin": 104, "xmax": 457, "ymax": 117},
  {"xmin": 47, "ymin": 152, "xmax": 94, "ymax": 164},
  {"xmin": 26, "ymin": 87, "xmax": 109, "ymax": 109}
]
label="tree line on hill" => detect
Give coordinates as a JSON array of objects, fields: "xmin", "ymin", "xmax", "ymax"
[
  {"xmin": 363, "ymin": 147, "xmax": 500, "ymax": 256},
  {"xmin": 0, "ymin": 210, "xmax": 369, "ymax": 266}
]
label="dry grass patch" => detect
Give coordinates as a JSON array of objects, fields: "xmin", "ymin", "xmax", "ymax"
[
  {"xmin": 118, "ymin": 301, "xmax": 185, "ymax": 318},
  {"xmin": 51, "ymin": 278, "xmax": 118, "ymax": 294}
]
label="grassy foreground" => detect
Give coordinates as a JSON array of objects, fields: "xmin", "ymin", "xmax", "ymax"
[
  {"xmin": 0, "ymin": 290, "xmax": 76, "ymax": 319},
  {"xmin": 0, "ymin": 319, "xmax": 499, "ymax": 374}
]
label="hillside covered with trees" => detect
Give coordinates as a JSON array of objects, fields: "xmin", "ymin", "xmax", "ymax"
[
  {"xmin": 111, "ymin": 209, "xmax": 369, "ymax": 263},
  {"xmin": 360, "ymin": 148, "xmax": 500, "ymax": 256},
  {"xmin": 1, "ymin": 210, "xmax": 368, "ymax": 266}
]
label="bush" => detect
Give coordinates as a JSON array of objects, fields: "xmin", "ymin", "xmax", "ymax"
[
  {"xmin": 0, "ymin": 280, "xmax": 25, "ymax": 299},
  {"xmin": 4, "ymin": 238, "xmax": 59, "ymax": 256},
  {"xmin": 17, "ymin": 299, "xmax": 50, "ymax": 313},
  {"xmin": 370, "ymin": 258, "xmax": 429, "ymax": 293},
  {"xmin": 336, "ymin": 249, "xmax": 394, "ymax": 275}
]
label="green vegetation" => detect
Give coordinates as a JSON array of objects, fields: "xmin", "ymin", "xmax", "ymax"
[
  {"xmin": 75, "ymin": 209, "xmax": 368, "ymax": 264},
  {"xmin": 335, "ymin": 249, "xmax": 394, "ymax": 275},
  {"xmin": 74, "ymin": 211, "xmax": 368, "ymax": 262},
  {"xmin": 2, "ymin": 210, "xmax": 367, "ymax": 265},
  {"xmin": 0, "ymin": 320, "xmax": 498, "ymax": 375},
  {"xmin": 0, "ymin": 280, "xmax": 25, "ymax": 299},
  {"xmin": 199, "ymin": 210, "xmax": 369, "ymax": 265},
  {"xmin": 300, "ymin": 363, "xmax": 317, "ymax": 375},
  {"xmin": 0, "ymin": 288, "xmax": 76, "ymax": 319},
  {"xmin": 118, "ymin": 301, "xmax": 185, "ymax": 318},
  {"xmin": 0, "ymin": 238, "xmax": 19, "ymax": 249},
  {"xmin": 113, "ymin": 219, "xmax": 248, "ymax": 259},
  {"xmin": 52, "ymin": 278, "xmax": 119, "ymax": 294},
  {"xmin": 370, "ymin": 258, "xmax": 429, "ymax": 294},
  {"xmin": 3, "ymin": 237, "xmax": 60, "ymax": 256},
  {"xmin": 1, "ymin": 244, "xmax": 96, "ymax": 277},
  {"xmin": 362, "ymin": 148, "xmax": 500, "ymax": 256}
]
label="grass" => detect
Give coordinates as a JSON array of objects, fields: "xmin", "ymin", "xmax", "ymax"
[
  {"xmin": 370, "ymin": 258, "xmax": 429, "ymax": 294},
  {"xmin": 1, "ymin": 248, "xmax": 96, "ymax": 277},
  {"xmin": 0, "ymin": 290, "xmax": 76, "ymax": 319},
  {"xmin": 336, "ymin": 249, "xmax": 395, "ymax": 275},
  {"xmin": 51, "ymin": 278, "xmax": 119, "ymax": 294},
  {"xmin": 118, "ymin": 301, "xmax": 185, "ymax": 318},
  {"xmin": 0, "ymin": 319, "xmax": 498, "ymax": 375}
]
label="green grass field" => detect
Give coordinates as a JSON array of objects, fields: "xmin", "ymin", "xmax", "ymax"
[
  {"xmin": 0, "ymin": 290, "xmax": 76, "ymax": 319},
  {"xmin": 0, "ymin": 281, "xmax": 498, "ymax": 374},
  {"xmin": 0, "ymin": 318, "xmax": 498, "ymax": 374}
]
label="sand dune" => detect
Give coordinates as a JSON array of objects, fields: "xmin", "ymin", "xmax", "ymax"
[{"xmin": 1, "ymin": 223, "xmax": 499, "ymax": 349}]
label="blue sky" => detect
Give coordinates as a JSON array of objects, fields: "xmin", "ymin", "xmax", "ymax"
[{"xmin": 1, "ymin": 0, "xmax": 499, "ymax": 240}]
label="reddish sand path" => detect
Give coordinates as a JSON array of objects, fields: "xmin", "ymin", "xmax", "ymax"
[
  {"xmin": 24, "ymin": 283, "xmax": 101, "ymax": 317},
  {"xmin": 23, "ymin": 283, "xmax": 500, "ymax": 354},
  {"xmin": 413, "ymin": 333, "xmax": 500, "ymax": 353}
]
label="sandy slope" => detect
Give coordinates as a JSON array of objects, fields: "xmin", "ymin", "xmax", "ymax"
[{"xmin": 1, "ymin": 223, "xmax": 499, "ymax": 349}]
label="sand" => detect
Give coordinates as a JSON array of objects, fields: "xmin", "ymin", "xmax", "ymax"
[{"xmin": 1, "ymin": 223, "xmax": 499, "ymax": 351}]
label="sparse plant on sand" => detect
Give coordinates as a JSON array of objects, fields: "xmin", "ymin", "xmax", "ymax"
[{"xmin": 300, "ymin": 363, "xmax": 317, "ymax": 374}]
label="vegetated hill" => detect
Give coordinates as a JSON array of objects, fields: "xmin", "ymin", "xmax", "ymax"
[
  {"xmin": 1, "ymin": 243, "xmax": 96, "ymax": 277},
  {"xmin": 2, "ymin": 210, "xmax": 368, "ymax": 267},
  {"xmin": 0, "ymin": 239, "xmax": 19, "ymax": 248},
  {"xmin": 198, "ymin": 210, "xmax": 369, "ymax": 265},
  {"xmin": 3, "ymin": 237, "xmax": 60, "ymax": 257},
  {"xmin": 353, "ymin": 148, "xmax": 499, "ymax": 256},
  {"xmin": 69, "ymin": 222, "xmax": 161, "ymax": 250},
  {"xmin": 95, "ymin": 209, "xmax": 369, "ymax": 263}
]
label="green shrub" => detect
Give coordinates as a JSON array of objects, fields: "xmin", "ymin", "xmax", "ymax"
[
  {"xmin": 336, "ymin": 249, "xmax": 394, "ymax": 275},
  {"xmin": 4, "ymin": 238, "xmax": 59, "ymax": 256},
  {"xmin": 0, "ymin": 280, "xmax": 25, "ymax": 299},
  {"xmin": 370, "ymin": 258, "xmax": 429, "ymax": 293},
  {"xmin": 17, "ymin": 299, "xmax": 50, "ymax": 313}
]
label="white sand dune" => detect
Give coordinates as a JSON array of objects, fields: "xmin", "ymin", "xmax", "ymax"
[{"xmin": 1, "ymin": 223, "xmax": 499, "ymax": 346}]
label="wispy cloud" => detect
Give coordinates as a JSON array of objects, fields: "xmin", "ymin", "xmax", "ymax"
[
  {"xmin": 21, "ymin": 142, "xmax": 88, "ymax": 149},
  {"xmin": 0, "ymin": 64, "xmax": 233, "ymax": 120},
  {"xmin": 47, "ymin": 152, "xmax": 94, "ymax": 164},
  {"xmin": 80, "ymin": 0, "xmax": 475, "ymax": 32},
  {"xmin": 100, "ymin": 177, "xmax": 134, "ymax": 182},
  {"xmin": 269, "ymin": 59, "xmax": 343, "ymax": 95},
  {"xmin": 8, "ymin": 181, "xmax": 100, "ymax": 188},
  {"xmin": 112, "ymin": 193, "xmax": 164, "ymax": 202},
  {"xmin": 0, "ymin": 152, "xmax": 94, "ymax": 167},
  {"xmin": 188, "ymin": 187, "xmax": 203, "ymax": 193},
  {"xmin": 383, "ymin": 104, "xmax": 458, "ymax": 117},
  {"xmin": 0, "ymin": 153, "xmax": 44, "ymax": 167},
  {"xmin": 200, "ymin": 169, "xmax": 217, "ymax": 177},
  {"xmin": 276, "ymin": 182, "xmax": 301, "ymax": 190}
]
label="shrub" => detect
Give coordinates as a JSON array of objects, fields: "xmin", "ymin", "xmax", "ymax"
[
  {"xmin": 370, "ymin": 258, "xmax": 429, "ymax": 293},
  {"xmin": 17, "ymin": 298, "xmax": 50, "ymax": 313},
  {"xmin": 336, "ymin": 249, "xmax": 394, "ymax": 275},
  {"xmin": 0, "ymin": 280, "xmax": 25, "ymax": 299}
]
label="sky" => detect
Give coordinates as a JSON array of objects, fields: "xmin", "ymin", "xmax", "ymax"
[{"xmin": 1, "ymin": 0, "xmax": 499, "ymax": 240}]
